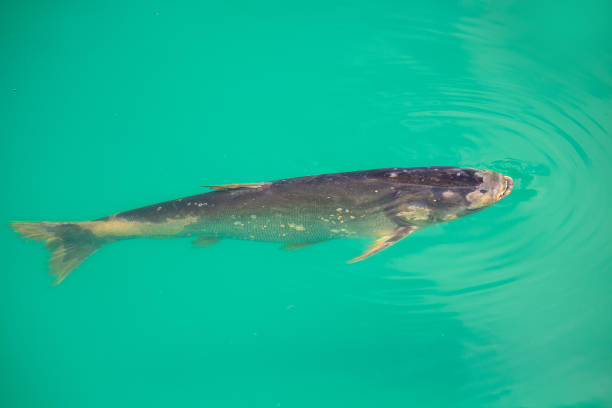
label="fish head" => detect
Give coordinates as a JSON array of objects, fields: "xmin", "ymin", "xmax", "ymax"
[
  {"xmin": 462, "ymin": 169, "xmax": 513, "ymax": 210},
  {"xmin": 429, "ymin": 168, "xmax": 513, "ymax": 223},
  {"xmin": 379, "ymin": 167, "xmax": 513, "ymax": 225}
]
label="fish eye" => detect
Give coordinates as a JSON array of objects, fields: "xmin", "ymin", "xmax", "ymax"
[{"xmin": 479, "ymin": 189, "xmax": 487, "ymax": 193}]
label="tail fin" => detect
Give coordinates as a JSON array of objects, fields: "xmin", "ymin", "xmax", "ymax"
[{"xmin": 10, "ymin": 221, "xmax": 103, "ymax": 284}]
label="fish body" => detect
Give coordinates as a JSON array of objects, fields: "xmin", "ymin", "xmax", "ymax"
[{"xmin": 11, "ymin": 167, "xmax": 513, "ymax": 283}]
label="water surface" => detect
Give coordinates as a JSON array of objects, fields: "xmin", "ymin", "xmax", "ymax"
[{"xmin": 1, "ymin": 1, "xmax": 611, "ymax": 407}]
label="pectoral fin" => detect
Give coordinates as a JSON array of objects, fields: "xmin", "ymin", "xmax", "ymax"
[
  {"xmin": 281, "ymin": 241, "xmax": 323, "ymax": 251},
  {"xmin": 347, "ymin": 226, "xmax": 417, "ymax": 264},
  {"xmin": 193, "ymin": 236, "xmax": 220, "ymax": 247},
  {"xmin": 202, "ymin": 182, "xmax": 271, "ymax": 191}
]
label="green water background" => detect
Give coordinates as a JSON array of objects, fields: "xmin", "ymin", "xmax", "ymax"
[{"xmin": 2, "ymin": 1, "xmax": 611, "ymax": 407}]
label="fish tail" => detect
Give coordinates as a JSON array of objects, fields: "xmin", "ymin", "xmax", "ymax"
[{"xmin": 9, "ymin": 221, "xmax": 105, "ymax": 284}]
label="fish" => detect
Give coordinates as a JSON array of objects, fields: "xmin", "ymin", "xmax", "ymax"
[{"xmin": 10, "ymin": 167, "xmax": 513, "ymax": 284}]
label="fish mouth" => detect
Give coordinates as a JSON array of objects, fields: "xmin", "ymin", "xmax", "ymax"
[{"xmin": 499, "ymin": 176, "xmax": 513, "ymax": 200}]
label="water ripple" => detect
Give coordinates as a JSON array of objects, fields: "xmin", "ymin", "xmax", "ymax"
[{"xmin": 341, "ymin": 9, "xmax": 612, "ymax": 404}]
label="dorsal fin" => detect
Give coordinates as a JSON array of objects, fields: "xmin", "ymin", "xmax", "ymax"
[{"xmin": 201, "ymin": 182, "xmax": 271, "ymax": 191}]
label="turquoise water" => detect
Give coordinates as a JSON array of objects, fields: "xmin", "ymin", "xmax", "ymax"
[{"xmin": 2, "ymin": 1, "xmax": 611, "ymax": 407}]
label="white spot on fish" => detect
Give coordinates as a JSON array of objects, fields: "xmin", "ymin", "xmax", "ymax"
[
  {"xmin": 280, "ymin": 224, "xmax": 286, "ymax": 228},
  {"xmin": 442, "ymin": 191, "xmax": 456, "ymax": 199},
  {"xmin": 336, "ymin": 208, "xmax": 343, "ymax": 212},
  {"xmin": 397, "ymin": 206, "xmax": 431, "ymax": 222},
  {"xmin": 389, "ymin": 172, "xmax": 398, "ymax": 178},
  {"xmin": 250, "ymin": 214, "xmax": 257, "ymax": 219},
  {"xmin": 295, "ymin": 225, "xmax": 305, "ymax": 231},
  {"xmin": 156, "ymin": 206, "xmax": 162, "ymax": 212}
]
